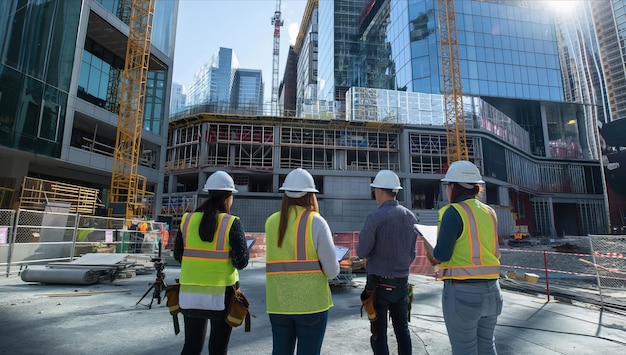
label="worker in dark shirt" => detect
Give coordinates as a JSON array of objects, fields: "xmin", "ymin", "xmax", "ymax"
[
  {"xmin": 427, "ymin": 161, "xmax": 502, "ymax": 355},
  {"xmin": 357, "ymin": 170, "xmax": 418, "ymax": 355}
]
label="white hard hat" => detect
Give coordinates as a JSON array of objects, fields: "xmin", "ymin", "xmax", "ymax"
[
  {"xmin": 370, "ymin": 170, "xmax": 402, "ymax": 192},
  {"xmin": 279, "ymin": 168, "xmax": 318, "ymax": 198},
  {"xmin": 441, "ymin": 161, "xmax": 484, "ymax": 186},
  {"xmin": 203, "ymin": 171, "xmax": 238, "ymax": 192}
]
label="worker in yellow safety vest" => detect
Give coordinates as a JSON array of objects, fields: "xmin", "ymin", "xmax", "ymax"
[
  {"xmin": 265, "ymin": 168, "xmax": 340, "ymax": 355},
  {"xmin": 174, "ymin": 170, "xmax": 249, "ymax": 355},
  {"xmin": 426, "ymin": 160, "xmax": 502, "ymax": 355}
]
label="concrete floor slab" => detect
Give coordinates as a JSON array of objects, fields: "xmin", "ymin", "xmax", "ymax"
[{"xmin": 1, "ymin": 260, "xmax": 625, "ymax": 354}]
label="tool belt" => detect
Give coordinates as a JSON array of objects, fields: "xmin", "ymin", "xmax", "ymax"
[
  {"xmin": 225, "ymin": 285, "xmax": 251, "ymax": 332},
  {"xmin": 360, "ymin": 287, "xmax": 377, "ymax": 322},
  {"xmin": 165, "ymin": 283, "xmax": 181, "ymax": 335}
]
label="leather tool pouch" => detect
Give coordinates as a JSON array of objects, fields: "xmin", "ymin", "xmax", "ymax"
[
  {"xmin": 225, "ymin": 286, "xmax": 251, "ymax": 332},
  {"xmin": 360, "ymin": 287, "xmax": 377, "ymax": 322},
  {"xmin": 165, "ymin": 283, "xmax": 181, "ymax": 335}
]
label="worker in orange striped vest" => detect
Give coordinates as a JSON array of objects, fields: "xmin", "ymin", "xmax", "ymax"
[
  {"xmin": 427, "ymin": 161, "xmax": 502, "ymax": 355},
  {"xmin": 174, "ymin": 170, "xmax": 249, "ymax": 355},
  {"xmin": 265, "ymin": 168, "xmax": 340, "ymax": 355}
]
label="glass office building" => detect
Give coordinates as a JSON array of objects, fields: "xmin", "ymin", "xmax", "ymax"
[
  {"xmin": 187, "ymin": 47, "xmax": 239, "ymax": 108},
  {"xmin": 231, "ymin": 69, "xmax": 264, "ymax": 115},
  {"xmin": 0, "ymin": 0, "xmax": 178, "ymax": 214},
  {"xmin": 308, "ymin": 0, "xmax": 608, "ymax": 235}
]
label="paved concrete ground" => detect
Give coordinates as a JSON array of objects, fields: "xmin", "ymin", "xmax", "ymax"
[{"xmin": 1, "ymin": 259, "xmax": 626, "ymax": 354}]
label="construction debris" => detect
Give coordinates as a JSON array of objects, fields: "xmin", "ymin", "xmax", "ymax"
[
  {"xmin": 34, "ymin": 289, "xmax": 131, "ymax": 297},
  {"xmin": 20, "ymin": 253, "xmax": 156, "ymax": 285}
]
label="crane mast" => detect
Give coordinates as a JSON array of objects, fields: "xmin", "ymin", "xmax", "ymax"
[
  {"xmin": 109, "ymin": 0, "xmax": 155, "ymax": 223},
  {"xmin": 437, "ymin": 0, "xmax": 468, "ymax": 163},
  {"xmin": 271, "ymin": 0, "xmax": 283, "ymax": 116}
]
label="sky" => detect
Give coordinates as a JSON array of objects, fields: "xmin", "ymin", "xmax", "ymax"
[{"xmin": 172, "ymin": 0, "xmax": 308, "ymax": 102}]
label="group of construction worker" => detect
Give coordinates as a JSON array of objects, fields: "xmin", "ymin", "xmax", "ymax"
[{"xmin": 174, "ymin": 160, "xmax": 502, "ymax": 355}]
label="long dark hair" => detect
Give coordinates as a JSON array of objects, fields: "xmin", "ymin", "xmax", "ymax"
[
  {"xmin": 277, "ymin": 193, "xmax": 319, "ymax": 247},
  {"xmin": 194, "ymin": 190, "xmax": 232, "ymax": 242}
]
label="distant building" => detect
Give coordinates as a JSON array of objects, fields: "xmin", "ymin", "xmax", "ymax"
[
  {"xmin": 294, "ymin": 5, "xmax": 319, "ymax": 118},
  {"xmin": 170, "ymin": 82, "xmax": 187, "ymax": 115},
  {"xmin": 187, "ymin": 47, "xmax": 239, "ymax": 107},
  {"xmin": 231, "ymin": 69, "xmax": 264, "ymax": 115}
]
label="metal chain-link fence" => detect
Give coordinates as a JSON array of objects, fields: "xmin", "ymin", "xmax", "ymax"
[
  {"xmin": 3, "ymin": 209, "xmax": 169, "ymax": 276},
  {"xmin": 589, "ymin": 234, "xmax": 626, "ymax": 296},
  {"xmin": 0, "ymin": 209, "xmax": 16, "ymax": 276}
]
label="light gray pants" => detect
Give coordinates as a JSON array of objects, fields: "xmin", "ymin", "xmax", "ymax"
[{"xmin": 442, "ymin": 280, "xmax": 503, "ymax": 355}]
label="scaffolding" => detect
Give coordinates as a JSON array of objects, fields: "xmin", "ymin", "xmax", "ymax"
[
  {"xmin": 19, "ymin": 177, "xmax": 100, "ymax": 215},
  {"xmin": 165, "ymin": 118, "xmax": 401, "ymax": 174}
]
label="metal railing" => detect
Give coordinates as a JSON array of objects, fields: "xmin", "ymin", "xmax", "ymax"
[{"xmin": 1, "ymin": 209, "xmax": 167, "ymax": 277}]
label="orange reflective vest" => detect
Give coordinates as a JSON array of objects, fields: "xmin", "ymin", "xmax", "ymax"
[
  {"xmin": 179, "ymin": 212, "xmax": 238, "ymax": 287},
  {"xmin": 265, "ymin": 207, "xmax": 333, "ymax": 314},
  {"xmin": 438, "ymin": 199, "xmax": 501, "ymax": 280}
]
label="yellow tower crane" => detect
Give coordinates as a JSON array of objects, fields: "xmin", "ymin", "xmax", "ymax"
[
  {"xmin": 109, "ymin": 0, "xmax": 156, "ymax": 223},
  {"xmin": 437, "ymin": 0, "xmax": 468, "ymax": 164}
]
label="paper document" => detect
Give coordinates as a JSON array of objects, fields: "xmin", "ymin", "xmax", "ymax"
[
  {"xmin": 415, "ymin": 224, "xmax": 439, "ymax": 250},
  {"xmin": 334, "ymin": 245, "xmax": 350, "ymax": 262}
]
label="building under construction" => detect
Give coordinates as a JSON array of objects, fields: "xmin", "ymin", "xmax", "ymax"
[
  {"xmin": 164, "ymin": 91, "xmax": 607, "ymax": 238},
  {"xmin": 163, "ymin": 0, "xmax": 616, "ymax": 238}
]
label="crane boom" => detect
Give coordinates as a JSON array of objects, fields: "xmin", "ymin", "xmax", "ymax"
[
  {"xmin": 109, "ymin": 0, "xmax": 156, "ymax": 223},
  {"xmin": 271, "ymin": 0, "xmax": 283, "ymax": 116},
  {"xmin": 437, "ymin": 0, "xmax": 468, "ymax": 163}
]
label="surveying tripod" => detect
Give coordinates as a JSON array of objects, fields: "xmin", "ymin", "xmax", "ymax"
[{"xmin": 136, "ymin": 240, "xmax": 167, "ymax": 309}]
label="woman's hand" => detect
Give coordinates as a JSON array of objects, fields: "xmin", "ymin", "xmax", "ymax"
[{"xmin": 426, "ymin": 251, "xmax": 441, "ymax": 266}]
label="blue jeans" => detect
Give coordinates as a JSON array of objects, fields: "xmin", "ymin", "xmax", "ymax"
[
  {"xmin": 269, "ymin": 311, "xmax": 328, "ymax": 355},
  {"xmin": 367, "ymin": 275, "xmax": 412, "ymax": 355},
  {"xmin": 442, "ymin": 280, "xmax": 503, "ymax": 355}
]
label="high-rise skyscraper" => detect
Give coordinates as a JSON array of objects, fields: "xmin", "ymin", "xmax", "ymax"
[
  {"xmin": 170, "ymin": 82, "xmax": 187, "ymax": 115},
  {"xmin": 0, "ymin": 0, "xmax": 178, "ymax": 213},
  {"xmin": 187, "ymin": 47, "xmax": 239, "ymax": 108},
  {"xmin": 309, "ymin": 0, "xmax": 609, "ymax": 235},
  {"xmin": 231, "ymin": 69, "xmax": 264, "ymax": 115}
]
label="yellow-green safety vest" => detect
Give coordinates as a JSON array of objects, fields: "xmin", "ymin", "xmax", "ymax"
[
  {"xmin": 265, "ymin": 206, "xmax": 333, "ymax": 314},
  {"xmin": 179, "ymin": 212, "xmax": 239, "ymax": 287},
  {"xmin": 437, "ymin": 199, "xmax": 501, "ymax": 280}
]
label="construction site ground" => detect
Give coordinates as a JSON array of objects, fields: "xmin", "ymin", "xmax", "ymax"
[{"xmin": 1, "ymin": 258, "xmax": 626, "ymax": 355}]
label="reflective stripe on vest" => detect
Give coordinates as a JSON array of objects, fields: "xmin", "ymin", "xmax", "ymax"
[
  {"xmin": 441, "ymin": 201, "xmax": 500, "ymax": 279},
  {"xmin": 180, "ymin": 213, "xmax": 192, "ymax": 248},
  {"xmin": 183, "ymin": 214, "xmax": 234, "ymax": 260},
  {"xmin": 266, "ymin": 210, "xmax": 321, "ymax": 274}
]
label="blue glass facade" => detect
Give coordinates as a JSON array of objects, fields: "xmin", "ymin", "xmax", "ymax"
[
  {"xmin": 390, "ymin": 0, "xmax": 563, "ymax": 101},
  {"xmin": 0, "ymin": 0, "xmax": 81, "ymax": 156},
  {"xmin": 231, "ymin": 69, "xmax": 264, "ymax": 115},
  {"xmin": 95, "ymin": 0, "xmax": 176, "ymax": 56}
]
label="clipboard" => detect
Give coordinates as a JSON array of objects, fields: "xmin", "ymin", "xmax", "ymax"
[
  {"xmin": 246, "ymin": 238, "xmax": 256, "ymax": 249},
  {"xmin": 415, "ymin": 224, "xmax": 438, "ymax": 251},
  {"xmin": 334, "ymin": 245, "xmax": 350, "ymax": 262}
]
